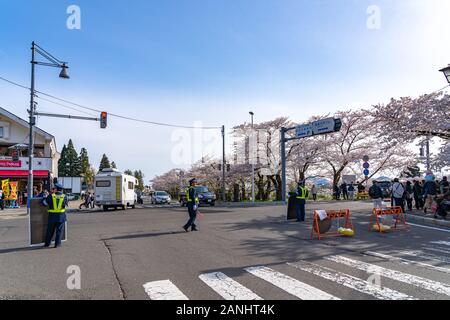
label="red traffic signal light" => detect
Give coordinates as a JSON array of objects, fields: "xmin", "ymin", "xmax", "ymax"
[{"xmin": 100, "ymin": 112, "xmax": 107, "ymax": 129}]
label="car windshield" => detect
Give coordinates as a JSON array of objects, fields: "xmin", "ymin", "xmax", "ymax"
[
  {"xmin": 156, "ymin": 192, "xmax": 168, "ymax": 196},
  {"xmin": 195, "ymin": 186, "xmax": 209, "ymax": 193}
]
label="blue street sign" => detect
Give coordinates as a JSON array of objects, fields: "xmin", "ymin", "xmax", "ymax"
[
  {"xmin": 363, "ymin": 162, "xmax": 370, "ymax": 169},
  {"xmin": 363, "ymin": 169, "xmax": 370, "ymax": 176}
]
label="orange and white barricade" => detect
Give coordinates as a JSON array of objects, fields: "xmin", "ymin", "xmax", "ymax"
[
  {"xmin": 311, "ymin": 209, "xmax": 354, "ymax": 240},
  {"xmin": 369, "ymin": 206, "xmax": 408, "ymax": 233}
]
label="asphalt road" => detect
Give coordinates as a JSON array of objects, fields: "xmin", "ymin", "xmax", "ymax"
[{"xmin": 1, "ymin": 201, "xmax": 450, "ymax": 300}]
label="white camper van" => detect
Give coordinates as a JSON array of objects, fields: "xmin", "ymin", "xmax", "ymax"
[{"xmin": 94, "ymin": 168, "xmax": 138, "ymax": 211}]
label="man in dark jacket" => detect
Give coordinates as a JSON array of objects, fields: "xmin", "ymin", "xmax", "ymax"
[
  {"xmin": 43, "ymin": 183, "xmax": 68, "ymax": 248},
  {"xmin": 423, "ymin": 177, "xmax": 437, "ymax": 214},
  {"xmin": 413, "ymin": 180, "xmax": 423, "ymax": 210},
  {"xmin": 341, "ymin": 182, "xmax": 348, "ymax": 200},
  {"xmin": 183, "ymin": 178, "xmax": 199, "ymax": 232},
  {"xmin": 369, "ymin": 181, "xmax": 383, "ymax": 209}
]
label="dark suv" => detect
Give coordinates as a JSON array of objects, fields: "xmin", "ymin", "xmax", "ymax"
[{"xmin": 179, "ymin": 186, "xmax": 216, "ymax": 207}]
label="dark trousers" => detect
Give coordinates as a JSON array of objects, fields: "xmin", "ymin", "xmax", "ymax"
[
  {"xmin": 295, "ymin": 199, "xmax": 306, "ymax": 221},
  {"xmin": 184, "ymin": 203, "xmax": 197, "ymax": 229},
  {"xmin": 45, "ymin": 220, "xmax": 65, "ymax": 247},
  {"xmin": 0, "ymin": 200, "xmax": 3, "ymax": 210},
  {"xmin": 414, "ymin": 195, "xmax": 423, "ymax": 209},
  {"xmin": 393, "ymin": 197, "xmax": 405, "ymax": 213},
  {"xmin": 312, "ymin": 194, "xmax": 317, "ymax": 201},
  {"xmin": 406, "ymin": 198, "xmax": 413, "ymax": 211},
  {"xmin": 342, "ymin": 191, "xmax": 348, "ymax": 200}
]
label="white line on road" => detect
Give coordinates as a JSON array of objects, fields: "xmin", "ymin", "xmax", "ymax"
[
  {"xmin": 423, "ymin": 246, "xmax": 450, "ymax": 255},
  {"xmin": 143, "ymin": 280, "xmax": 189, "ymax": 300},
  {"xmin": 199, "ymin": 272, "xmax": 263, "ymax": 300},
  {"xmin": 245, "ymin": 266, "xmax": 340, "ymax": 300},
  {"xmin": 287, "ymin": 261, "xmax": 416, "ymax": 300},
  {"xmin": 402, "ymin": 251, "xmax": 450, "ymax": 264},
  {"xmin": 326, "ymin": 255, "xmax": 450, "ymax": 297},
  {"xmin": 407, "ymin": 222, "xmax": 450, "ymax": 233},
  {"xmin": 430, "ymin": 241, "xmax": 450, "ymax": 247},
  {"xmin": 363, "ymin": 251, "xmax": 450, "ymax": 275}
]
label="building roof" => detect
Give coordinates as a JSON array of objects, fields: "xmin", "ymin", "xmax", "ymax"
[{"xmin": 0, "ymin": 106, "xmax": 55, "ymax": 140}]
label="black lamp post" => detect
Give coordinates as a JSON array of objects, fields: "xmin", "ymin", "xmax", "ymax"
[
  {"xmin": 439, "ymin": 65, "xmax": 450, "ymax": 84},
  {"xmin": 27, "ymin": 42, "xmax": 69, "ymax": 214}
]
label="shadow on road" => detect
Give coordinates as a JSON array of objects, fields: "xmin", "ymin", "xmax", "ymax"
[
  {"xmin": 103, "ymin": 230, "xmax": 187, "ymax": 241},
  {"xmin": 0, "ymin": 246, "xmax": 44, "ymax": 255}
]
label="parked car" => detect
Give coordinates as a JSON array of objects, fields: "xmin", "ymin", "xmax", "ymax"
[
  {"xmin": 179, "ymin": 186, "xmax": 216, "ymax": 207},
  {"xmin": 65, "ymin": 193, "xmax": 79, "ymax": 201},
  {"xmin": 151, "ymin": 191, "xmax": 171, "ymax": 205}
]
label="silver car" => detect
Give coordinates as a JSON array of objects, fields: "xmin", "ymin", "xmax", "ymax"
[{"xmin": 151, "ymin": 191, "xmax": 171, "ymax": 205}]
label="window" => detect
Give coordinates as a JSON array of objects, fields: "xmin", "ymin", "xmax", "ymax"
[
  {"xmin": 96, "ymin": 180, "xmax": 111, "ymax": 187},
  {"xmin": 128, "ymin": 181, "xmax": 134, "ymax": 190},
  {"xmin": 0, "ymin": 127, "xmax": 3, "ymax": 138}
]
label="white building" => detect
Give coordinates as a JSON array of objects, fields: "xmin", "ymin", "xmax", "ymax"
[{"xmin": 0, "ymin": 107, "xmax": 60, "ymax": 195}]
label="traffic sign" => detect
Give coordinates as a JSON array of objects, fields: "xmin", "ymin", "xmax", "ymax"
[
  {"xmin": 295, "ymin": 124, "xmax": 313, "ymax": 138},
  {"xmin": 363, "ymin": 155, "xmax": 370, "ymax": 162},
  {"xmin": 363, "ymin": 169, "xmax": 370, "ymax": 176},
  {"xmin": 312, "ymin": 118, "xmax": 336, "ymax": 135},
  {"xmin": 363, "ymin": 162, "xmax": 370, "ymax": 169}
]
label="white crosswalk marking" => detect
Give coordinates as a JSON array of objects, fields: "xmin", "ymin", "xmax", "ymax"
[
  {"xmin": 143, "ymin": 280, "xmax": 189, "ymax": 300},
  {"xmin": 199, "ymin": 272, "xmax": 263, "ymax": 300},
  {"xmin": 423, "ymin": 246, "xmax": 450, "ymax": 255},
  {"xmin": 326, "ymin": 255, "xmax": 450, "ymax": 297},
  {"xmin": 245, "ymin": 266, "xmax": 340, "ymax": 300},
  {"xmin": 364, "ymin": 251, "xmax": 450, "ymax": 274},
  {"xmin": 287, "ymin": 261, "xmax": 416, "ymax": 300}
]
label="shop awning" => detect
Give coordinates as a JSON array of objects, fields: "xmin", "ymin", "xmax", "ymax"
[{"xmin": 0, "ymin": 170, "xmax": 49, "ymax": 178}]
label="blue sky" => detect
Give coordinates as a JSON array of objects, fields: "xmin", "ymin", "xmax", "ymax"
[{"xmin": 0, "ymin": 0, "xmax": 449, "ymax": 181}]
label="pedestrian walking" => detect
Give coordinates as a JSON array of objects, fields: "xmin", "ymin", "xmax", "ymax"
[
  {"xmin": 333, "ymin": 184, "xmax": 341, "ymax": 200},
  {"xmin": 413, "ymin": 180, "xmax": 423, "ymax": 210},
  {"xmin": 405, "ymin": 181, "xmax": 413, "ymax": 212},
  {"xmin": 348, "ymin": 182, "xmax": 355, "ymax": 200},
  {"xmin": 311, "ymin": 185, "xmax": 318, "ymax": 202},
  {"xmin": 0, "ymin": 189, "xmax": 4, "ymax": 211},
  {"xmin": 341, "ymin": 182, "xmax": 348, "ymax": 200},
  {"xmin": 440, "ymin": 176, "xmax": 449, "ymax": 195},
  {"xmin": 42, "ymin": 183, "xmax": 68, "ymax": 248},
  {"xmin": 183, "ymin": 178, "xmax": 199, "ymax": 232},
  {"xmin": 423, "ymin": 175, "xmax": 437, "ymax": 214},
  {"xmin": 369, "ymin": 181, "xmax": 383, "ymax": 209},
  {"xmin": 295, "ymin": 180, "xmax": 309, "ymax": 222},
  {"xmin": 391, "ymin": 178, "xmax": 406, "ymax": 213}
]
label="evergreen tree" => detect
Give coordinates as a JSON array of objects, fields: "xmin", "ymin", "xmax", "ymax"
[
  {"xmin": 124, "ymin": 169, "xmax": 133, "ymax": 175},
  {"xmin": 99, "ymin": 154, "xmax": 111, "ymax": 172},
  {"xmin": 134, "ymin": 170, "xmax": 145, "ymax": 191},
  {"xmin": 79, "ymin": 148, "xmax": 92, "ymax": 183},
  {"xmin": 111, "ymin": 161, "xmax": 117, "ymax": 169},
  {"xmin": 58, "ymin": 144, "xmax": 68, "ymax": 176}
]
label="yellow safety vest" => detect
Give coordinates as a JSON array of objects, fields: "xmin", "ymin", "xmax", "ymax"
[
  {"xmin": 296, "ymin": 187, "xmax": 309, "ymax": 200},
  {"xmin": 48, "ymin": 194, "xmax": 66, "ymax": 213},
  {"xmin": 186, "ymin": 187, "xmax": 199, "ymax": 203}
]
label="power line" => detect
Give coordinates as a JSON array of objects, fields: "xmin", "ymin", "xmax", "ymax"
[
  {"xmin": 0, "ymin": 75, "xmax": 222, "ymax": 130},
  {"xmin": 36, "ymin": 95, "xmax": 98, "ymax": 117}
]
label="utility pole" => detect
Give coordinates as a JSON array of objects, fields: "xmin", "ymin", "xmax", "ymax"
[
  {"xmin": 249, "ymin": 111, "xmax": 255, "ymax": 203},
  {"xmin": 222, "ymin": 125, "xmax": 226, "ymax": 202},
  {"xmin": 426, "ymin": 135, "xmax": 431, "ymax": 172},
  {"xmin": 27, "ymin": 42, "xmax": 36, "ymax": 215}
]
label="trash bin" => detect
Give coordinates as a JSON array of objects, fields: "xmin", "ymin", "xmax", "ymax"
[{"xmin": 287, "ymin": 192, "xmax": 297, "ymax": 220}]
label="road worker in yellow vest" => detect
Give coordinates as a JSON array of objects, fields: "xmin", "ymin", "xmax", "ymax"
[
  {"xmin": 43, "ymin": 183, "xmax": 68, "ymax": 248},
  {"xmin": 183, "ymin": 178, "xmax": 200, "ymax": 232},
  {"xmin": 296, "ymin": 180, "xmax": 309, "ymax": 222}
]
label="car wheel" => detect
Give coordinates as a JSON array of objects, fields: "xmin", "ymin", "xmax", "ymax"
[
  {"xmin": 103, "ymin": 205, "xmax": 109, "ymax": 211},
  {"xmin": 210, "ymin": 203, "xmax": 215, "ymax": 206}
]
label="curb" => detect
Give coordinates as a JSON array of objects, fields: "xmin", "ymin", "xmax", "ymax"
[{"xmin": 405, "ymin": 213, "xmax": 450, "ymax": 228}]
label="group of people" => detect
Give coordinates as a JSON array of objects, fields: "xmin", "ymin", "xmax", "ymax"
[
  {"xmin": 333, "ymin": 182, "xmax": 359, "ymax": 200},
  {"xmin": 79, "ymin": 192, "xmax": 95, "ymax": 209},
  {"xmin": 369, "ymin": 175, "xmax": 450, "ymax": 219}
]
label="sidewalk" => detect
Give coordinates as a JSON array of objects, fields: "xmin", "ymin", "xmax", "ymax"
[{"xmin": 405, "ymin": 210, "xmax": 450, "ymax": 228}]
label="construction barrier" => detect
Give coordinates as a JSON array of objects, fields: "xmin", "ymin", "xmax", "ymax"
[
  {"xmin": 357, "ymin": 192, "xmax": 370, "ymax": 200},
  {"xmin": 311, "ymin": 209, "xmax": 354, "ymax": 240},
  {"xmin": 369, "ymin": 206, "xmax": 408, "ymax": 233}
]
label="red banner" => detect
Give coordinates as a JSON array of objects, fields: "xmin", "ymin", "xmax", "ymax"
[{"xmin": 0, "ymin": 160, "xmax": 21, "ymax": 168}]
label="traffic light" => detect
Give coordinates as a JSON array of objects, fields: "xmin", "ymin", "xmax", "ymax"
[
  {"xmin": 334, "ymin": 118, "xmax": 342, "ymax": 132},
  {"xmin": 227, "ymin": 164, "xmax": 231, "ymax": 172},
  {"xmin": 100, "ymin": 112, "xmax": 108, "ymax": 129},
  {"xmin": 218, "ymin": 164, "xmax": 222, "ymax": 171}
]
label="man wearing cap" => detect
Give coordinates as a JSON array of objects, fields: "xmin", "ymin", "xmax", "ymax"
[
  {"xmin": 43, "ymin": 183, "xmax": 68, "ymax": 248},
  {"xmin": 183, "ymin": 178, "xmax": 199, "ymax": 232},
  {"xmin": 295, "ymin": 180, "xmax": 309, "ymax": 222}
]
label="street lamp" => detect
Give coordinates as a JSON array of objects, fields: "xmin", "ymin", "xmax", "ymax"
[
  {"xmin": 439, "ymin": 65, "xmax": 450, "ymax": 84},
  {"xmin": 27, "ymin": 42, "xmax": 70, "ymax": 214},
  {"xmin": 249, "ymin": 111, "xmax": 255, "ymax": 203}
]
